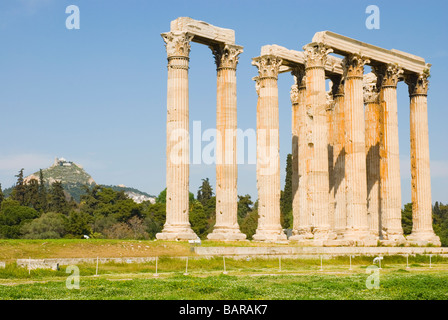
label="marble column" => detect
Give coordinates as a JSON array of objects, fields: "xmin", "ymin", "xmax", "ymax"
[
  {"xmin": 373, "ymin": 63, "xmax": 405, "ymax": 242},
  {"xmin": 342, "ymin": 54, "xmax": 371, "ymax": 241},
  {"xmin": 208, "ymin": 44, "xmax": 246, "ymax": 241},
  {"xmin": 252, "ymin": 55, "xmax": 287, "ymax": 241},
  {"xmin": 405, "ymin": 73, "xmax": 441, "ymax": 245},
  {"xmin": 330, "ymin": 75, "xmax": 347, "ymax": 237},
  {"xmin": 326, "ymin": 90, "xmax": 335, "ymax": 232},
  {"xmin": 303, "ymin": 43, "xmax": 333, "ymax": 240},
  {"xmin": 157, "ymin": 32, "xmax": 198, "ymax": 240},
  {"xmin": 290, "ymin": 66, "xmax": 313, "ymax": 240},
  {"xmin": 364, "ymin": 73, "xmax": 381, "ymax": 238}
]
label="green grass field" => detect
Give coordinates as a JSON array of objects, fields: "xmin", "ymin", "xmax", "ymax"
[{"xmin": 1, "ymin": 239, "xmax": 448, "ymax": 300}]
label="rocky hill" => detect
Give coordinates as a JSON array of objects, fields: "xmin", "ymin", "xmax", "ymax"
[{"xmin": 18, "ymin": 157, "xmax": 155, "ymax": 203}]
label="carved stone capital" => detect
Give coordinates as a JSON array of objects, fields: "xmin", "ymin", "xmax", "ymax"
[
  {"xmin": 252, "ymin": 55, "xmax": 282, "ymax": 80},
  {"xmin": 363, "ymin": 73, "xmax": 379, "ymax": 104},
  {"xmin": 405, "ymin": 72, "xmax": 430, "ymax": 96},
  {"xmin": 162, "ymin": 32, "xmax": 193, "ymax": 58},
  {"xmin": 329, "ymin": 75, "xmax": 344, "ymax": 97},
  {"xmin": 210, "ymin": 44, "xmax": 243, "ymax": 70},
  {"xmin": 343, "ymin": 54, "xmax": 370, "ymax": 79},
  {"xmin": 303, "ymin": 43, "xmax": 333, "ymax": 69},
  {"xmin": 290, "ymin": 84, "xmax": 299, "ymax": 105},
  {"xmin": 291, "ymin": 65, "xmax": 306, "ymax": 88},
  {"xmin": 372, "ymin": 63, "xmax": 404, "ymax": 88},
  {"xmin": 253, "ymin": 76, "xmax": 260, "ymax": 96}
]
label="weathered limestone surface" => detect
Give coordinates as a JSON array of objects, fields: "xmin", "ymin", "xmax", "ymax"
[
  {"xmin": 260, "ymin": 44, "xmax": 344, "ymax": 76},
  {"xmin": 290, "ymin": 67, "xmax": 313, "ymax": 240},
  {"xmin": 302, "ymin": 43, "xmax": 333, "ymax": 240},
  {"xmin": 405, "ymin": 73, "xmax": 441, "ymax": 245},
  {"xmin": 312, "ymin": 31, "xmax": 430, "ymax": 74},
  {"xmin": 330, "ymin": 75, "xmax": 346, "ymax": 237},
  {"xmin": 208, "ymin": 44, "xmax": 246, "ymax": 241},
  {"xmin": 341, "ymin": 54, "xmax": 372, "ymax": 241},
  {"xmin": 170, "ymin": 17, "xmax": 235, "ymax": 45},
  {"xmin": 373, "ymin": 63, "xmax": 405, "ymax": 242},
  {"xmin": 364, "ymin": 73, "xmax": 381, "ymax": 237},
  {"xmin": 252, "ymin": 55, "xmax": 287, "ymax": 242},
  {"xmin": 157, "ymin": 32, "xmax": 198, "ymax": 240}
]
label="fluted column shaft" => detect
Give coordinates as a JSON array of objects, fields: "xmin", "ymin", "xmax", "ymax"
[
  {"xmin": 252, "ymin": 55, "xmax": 286, "ymax": 241},
  {"xmin": 374, "ymin": 64, "xmax": 405, "ymax": 241},
  {"xmin": 364, "ymin": 74, "xmax": 381, "ymax": 237},
  {"xmin": 327, "ymin": 93, "xmax": 335, "ymax": 232},
  {"xmin": 303, "ymin": 43, "xmax": 332, "ymax": 239},
  {"xmin": 208, "ymin": 44, "xmax": 246, "ymax": 240},
  {"xmin": 290, "ymin": 67, "xmax": 312, "ymax": 240},
  {"xmin": 342, "ymin": 54, "xmax": 370, "ymax": 240},
  {"xmin": 406, "ymin": 73, "xmax": 440, "ymax": 245},
  {"xmin": 331, "ymin": 76, "xmax": 346, "ymax": 236},
  {"xmin": 157, "ymin": 32, "xmax": 197, "ymax": 240}
]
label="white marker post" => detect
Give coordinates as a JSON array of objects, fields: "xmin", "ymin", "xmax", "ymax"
[
  {"xmin": 154, "ymin": 257, "xmax": 159, "ymax": 277},
  {"xmin": 406, "ymin": 254, "xmax": 409, "ymax": 269},
  {"xmin": 279, "ymin": 256, "xmax": 282, "ymax": 272},
  {"xmin": 95, "ymin": 257, "xmax": 99, "ymax": 276},
  {"xmin": 430, "ymin": 255, "xmax": 432, "ymax": 268},
  {"xmin": 184, "ymin": 257, "xmax": 189, "ymax": 276},
  {"xmin": 28, "ymin": 257, "xmax": 31, "ymax": 275},
  {"xmin": 349, "ymin": 255, "xmax": 352, "ymax": 271},
  {"xmin": 320, "ymin": 255, "xmax": 323, "ymax": 271},
  {"xmin": 223, "ymin": 256, "xmax": 227, "ymax": 275}
]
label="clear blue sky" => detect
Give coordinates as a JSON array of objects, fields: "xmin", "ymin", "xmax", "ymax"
[{"xmin": 0, "ymin": 0, "xmax": 447, "ymax": 206}]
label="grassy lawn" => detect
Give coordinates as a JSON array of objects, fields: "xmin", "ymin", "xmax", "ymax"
[
  {"xmin": 0, "ymin": 255, "xmax": 447, "ymax": 299},
  {"xmin": 1, "ymin": 271, "xmax": 448, "ymax": 300},
  {"xmin": 1, "ymin": 239, "xmax": 448, "ymax": 300},
  {"xmin": 0, "ymin": 239, "xmax": 295, "ymax": 263}
]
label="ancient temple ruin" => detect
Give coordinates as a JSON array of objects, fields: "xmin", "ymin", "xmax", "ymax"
[{"xmin": 157, "ymin": 18, "xmax": 440, "ymax": 246}]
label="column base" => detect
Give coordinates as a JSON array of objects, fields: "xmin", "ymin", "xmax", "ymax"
[
  {"xmin": 156, "ymin": 223, "xmax": 198, "ymax": 241},
  {"xmin": 289, "ymin": 228, "xmax": 314, "ymax": 241},
  {"xmin": 207, "ymin": 226, "xmax": 247, "ymax": 241},
  {"xmin": 381, "ymin": 228, "xmax": 406, "ymax": 242},
  {"xmin": 407, "ymin": 232, "xmax": 441, "ymax": 247},
  {"xmin": 253, "ymin": 228, "xmax": 287, "ymax": 242}
]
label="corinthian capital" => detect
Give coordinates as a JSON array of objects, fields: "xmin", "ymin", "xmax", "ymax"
[
  {"xmin": 303, "ymin": 43, "xmax": 333, "ymax": 69},
  {"xmin": 363, "ymin": 73, "xmax": 379, "ymax": 103},
  {"xmin": 405, "ymin": 72, "xmax": 430, "ymax": 96},
  {"xmin": 252, "ymin": 55, "xmax": 283, "ymax": 80},
  {"xmin": 343, "ymin": 54, "xmax": 370, "ymax": 78},
  {"xmin": 372, "ymin": 63, "xmax": 404, "ymax": 88},
  {"xmin": 210, "ymin": 44, "xmax": 243, "ymax": 70},
  {"xmin": 161, "ymin": 32, "xmax": 193, "ymax": 58},
  {"xmin": 291, "ymin": 65, "xmax": 306, "ymax": 89},
  {"xmin": 329, "ymin": 75, "xmax": 344, "ymax": 97}
]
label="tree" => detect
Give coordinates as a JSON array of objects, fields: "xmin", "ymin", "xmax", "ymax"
[
  {"xmin": 24, "ymin": 178, "xmax": 39, "ymax": 209},
  {"xmin": 0, "ymin": 199, "xmax": 39, "ymax": 238},
  {"xmin": 11, "ymin": 168, "xmax": 26, "ymax": 205},
  {"xmin": 401, "ymin": 203, "xmax": 413, "ymax": 235},
  {"xmin": 49, "ymin": 181, "xmax": 70, "ymax": 214},
  {"xmin": 66, "ymin": 211, "xmax": 92, "ymax": 237},
  {"xmin": 189, "ymin": 200, "xmax": 209, "ymax": 239},
  {"xmin": 0, "ymin": 184, "xmax": 4, "ymax": 207},
  {"xmin": 38, "ymin": 169, "xmax": 48, "ymax": 212},
  {"xmin": 156, "ymin": 188, "xmax": 166, "ymax": 204},
  {"xmin": 237, "ymin": 194, "xmax": 253, "ymax": 222},
  {"xmin": 197, "ymin": 178, "xmax": 213, "ymax": 206},
  {"xmin": 128, "ymin": 216, "xmax": 149, "ymax": 239},
  {"xmin": 21, "ymin": 212, "xmax": 67, "ymax": 239},
  {"xmin": 240, "ymin": 208, "xmax": 258, "ymax": 240},
  {"xmin": 280, "ymin": 154, "xmax": 293, "ymax": 228}
]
